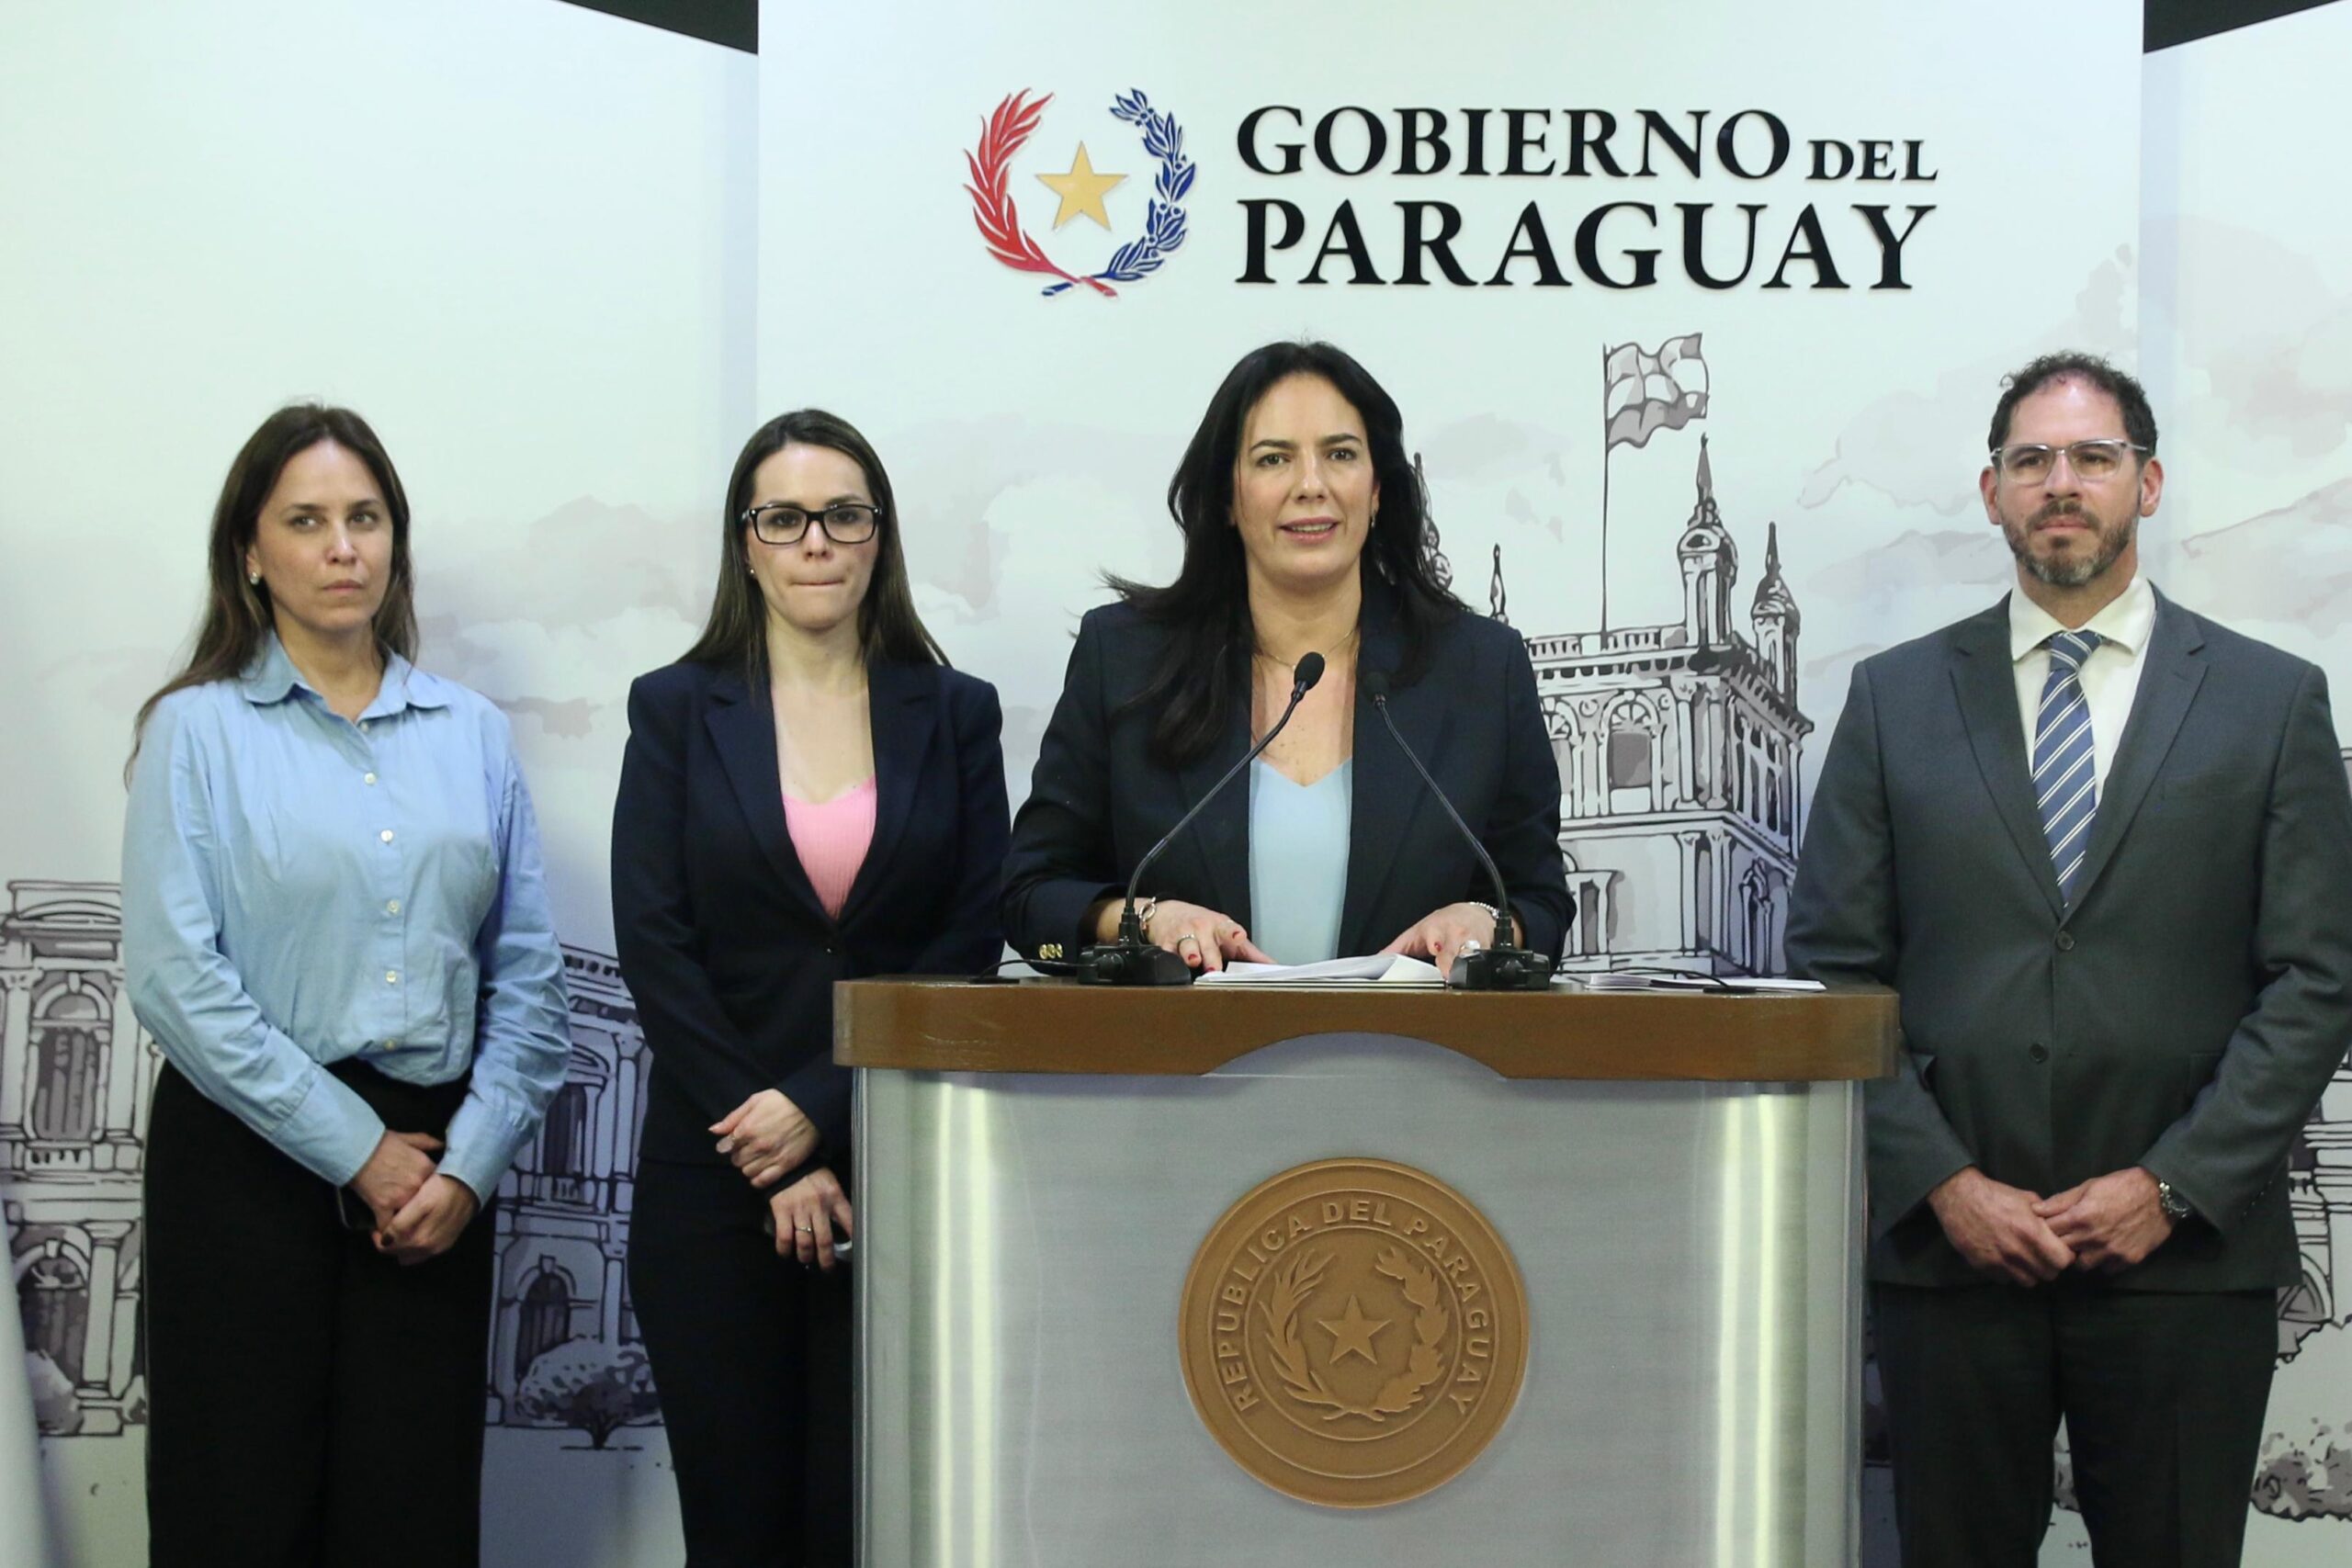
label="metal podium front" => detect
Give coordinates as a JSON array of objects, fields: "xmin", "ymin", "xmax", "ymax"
[{"xmin": 839, "ymin": 981, "xmax": 1896, "ymax": 1568}]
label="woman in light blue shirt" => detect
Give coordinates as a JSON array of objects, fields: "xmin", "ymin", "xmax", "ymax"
[{"xmin": 121, "ymin": 404, "xmax": 571, "ymax": 1567}]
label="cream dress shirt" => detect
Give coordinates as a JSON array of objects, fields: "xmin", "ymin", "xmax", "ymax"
[{"xmin": 2007, "ymin": 571, "xmax": 2158, "ymax": 796}]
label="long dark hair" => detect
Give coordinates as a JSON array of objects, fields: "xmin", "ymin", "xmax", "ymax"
[
  {"xmin": 680, "ymin": 409, "xmax": 945, "ymax": 673},
  {"xmin": 1113, "ymin": 340, "xmax": 1461, "ymax": 769},
  {"xmin": 130, "ymin": 403, "xmax": 417, "ymax": 762}
]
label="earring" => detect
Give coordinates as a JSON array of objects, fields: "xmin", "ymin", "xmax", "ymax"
[{"xmin": 247, "ymin": 570, "xmax": 262, "ymax": 586}]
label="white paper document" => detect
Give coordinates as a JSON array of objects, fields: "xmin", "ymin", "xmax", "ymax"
[
  {"xmin": 1568, "ymin": 971, "xmax": 1826, "ymax": 993},
  {"xmin": 1194, "ymin": 954, "xmax": 1445, "ymax": 986}
]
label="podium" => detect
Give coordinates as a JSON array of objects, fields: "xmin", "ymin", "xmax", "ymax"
[{"xmin": 838, "ymin": 980, "xmax": 1896, "ymax": 1568}]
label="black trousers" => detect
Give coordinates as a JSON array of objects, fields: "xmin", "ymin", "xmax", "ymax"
[
  {"xmin": 629, "ymin": 1156, "xmax": 854, "ymax": 1568},
  {"xmin": 143, "ymin": 1061, "xmax": 494, "ymax": 1568},
  {"xmin": 1871, "ymin": 1280, "xmax": 2276, "ymax": 1568}
]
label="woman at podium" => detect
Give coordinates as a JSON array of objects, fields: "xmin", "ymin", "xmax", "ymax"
[
  {"xmin": 1004, "ymin": 340, "xmax": 1568, "ymax": 976},
  {"xmin": 612, "ymin": 409, "xmax": 1010, "ymax": 1564}
]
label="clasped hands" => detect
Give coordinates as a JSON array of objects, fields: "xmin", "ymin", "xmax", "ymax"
[
  {"xmin": 1114, "ymin": 897, "xmax": 1511, "ymax": 979},
  {"xmin": 347, "ymin": 1130, "xmax": 477, "ymax": 1267},
  {"xmin": 1928, "ymin": 1165, "xmax": 2177, "ymax": 1286},
  {"xmin": 713, "ymin": 1089, "xmax": 854, "ymax": 1271}
]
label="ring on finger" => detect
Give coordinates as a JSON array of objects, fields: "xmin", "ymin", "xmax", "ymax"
[{"xmin": 1176, "ymin": 933, "xmax": 1200, "ymax": 950}]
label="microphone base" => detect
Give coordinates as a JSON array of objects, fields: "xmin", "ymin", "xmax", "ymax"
[
  {"xmin": 1445, "ymin": 947, "xmax": 1555, "ymax": 991},
  {"xmin": 1075, "ymin": 942, "xmax": 1197, "ymax": 987}
]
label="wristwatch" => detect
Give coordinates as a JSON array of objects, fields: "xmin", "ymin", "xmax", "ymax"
[{"xmin": 2154, "ymin": 1178, "xmax": 2193, "ymax": 1223}]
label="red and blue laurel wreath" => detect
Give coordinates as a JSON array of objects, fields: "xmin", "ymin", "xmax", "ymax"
[{"xmin": 963, "ymin": 87, "xmax": 1194, "ymax": 299}]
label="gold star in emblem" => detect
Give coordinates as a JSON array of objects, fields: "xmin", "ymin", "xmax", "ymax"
[
  {"xmin": 1317, "ymin": 1294, "xmax": 1391, "ymax": 1366},
  {"xmin": 1035, "ymin": 143, "xmax": 1126, "ymax": 231}
]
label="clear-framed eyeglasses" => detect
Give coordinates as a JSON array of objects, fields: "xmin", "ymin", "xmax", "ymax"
[
  {"xmin": 1989, "ymin": 439, "xmax": 2149, "ymax": 484},
  {"xmin": 743, "ymin": 502, "xmax": 882, "ymax": 545}
]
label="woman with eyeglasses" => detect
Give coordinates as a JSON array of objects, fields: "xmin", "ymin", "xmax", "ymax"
[
  {"xmin": 120, "ymin": 403, "xmax": 571, "ymax": 1565},
  {"xmin": 613, "ymin": 409, "xmax": 1009, "ymax": 1565}
]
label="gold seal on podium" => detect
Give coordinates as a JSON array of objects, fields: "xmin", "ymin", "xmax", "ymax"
[{"xmin": 1177, "ymin": 1157, "xmax": 1529, "ymax": 1507}]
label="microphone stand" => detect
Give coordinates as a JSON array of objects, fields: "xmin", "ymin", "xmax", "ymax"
[
  {"xmin": 1363, "ymin": 672, "xmax": 1554, "ymax": 991},
  {"xmin": 1076, "ymin": 652, "xmax": 1327, "ymax": 986}
]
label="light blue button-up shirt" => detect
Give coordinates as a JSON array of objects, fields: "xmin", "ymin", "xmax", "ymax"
[{"xmin": 122, "ymin": 635, "xmax": 571, "ymax": 1196}]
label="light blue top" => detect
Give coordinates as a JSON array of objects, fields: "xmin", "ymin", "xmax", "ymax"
[
  {"xmin": 1247, "ymin": 759, "xmax": 1352, "ymax": 965},
  {"xmin": 121, "ymin": 634, "xmax": 571, "ymax": 1196}
]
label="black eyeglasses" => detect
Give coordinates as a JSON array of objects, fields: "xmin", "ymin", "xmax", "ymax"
[{"xmin": 743, "ymin": 502, "xmax": 882, "ymax": 545}]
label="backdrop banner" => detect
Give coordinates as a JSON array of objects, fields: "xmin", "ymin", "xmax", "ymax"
[
  {"xmin": 760, "ymin": 0, "xmax": 2140, "ymax": 972},
  {"xmin": 760, "ymin": 0, "xmax": 2143, "ymax": 1561},
  {"xmin": 6, "ymin": 0, "xmax": 2346, "ymax": 1564}
]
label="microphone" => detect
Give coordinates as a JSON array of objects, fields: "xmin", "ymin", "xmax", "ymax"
[
  {"xmin": 1361, "ymin": 671, "xmax": 1553, "ymax": 991},
  {"xmin": 1077, "ymin": 652, "xmax": 1327, "ymax": 985}
]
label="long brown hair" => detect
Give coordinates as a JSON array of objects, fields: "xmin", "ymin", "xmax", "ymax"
[
  {"xmin": 680, "ymin": 409, "xmax": 946, "ymax": 672},
  {"xmin": 130, "ymin": 404, "xmax": 417, "ymax": 762}
]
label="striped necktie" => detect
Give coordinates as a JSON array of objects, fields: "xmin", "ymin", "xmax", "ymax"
[{"xmin": 2032, "ymin": 628, "xmax": 2104, "ymax": 903}]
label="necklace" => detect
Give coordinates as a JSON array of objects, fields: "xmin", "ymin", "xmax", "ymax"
[
  {"xmin": 1250, "ymin": 628, "xmax": 1357, "ymax": 749},
  {"xmin": 1253, "ymin": 626, "xmax": 1361, "ymax": 670}
]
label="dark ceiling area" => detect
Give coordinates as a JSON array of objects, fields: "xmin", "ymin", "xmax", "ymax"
[
  {"xmin": 555, "ymin": 0, "xmax": 2339, "ymax": 57},
  {"xmin": 2145, "ymin": 0, "xmax": 2339, "ymax": 49},
  {"xmin": 558, "ymin": 0, "xmax": 752, "ymax": 52}
]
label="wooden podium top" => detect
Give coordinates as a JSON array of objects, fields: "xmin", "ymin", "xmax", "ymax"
[{"xmin": 834, "ymin": 978, "xmax": 1898, "ymax": 1081}]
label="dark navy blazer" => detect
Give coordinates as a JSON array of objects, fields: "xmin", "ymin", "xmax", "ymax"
[
  {"xmin": 612, "ymin": 657, "xmax": 1009, "ymax": 1182},
  {"xmin": 1003, "ymin": 590, "xmax": 1570, "ymax": 964}
]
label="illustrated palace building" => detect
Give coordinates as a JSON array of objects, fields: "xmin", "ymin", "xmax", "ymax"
[
  {"xmin": 1524, "ymin": 437, "xmax": 1808, "ymax": 981},
  {"xmin": 2, "ymin": 891, "xmax": 651, "ymax": 1434}
]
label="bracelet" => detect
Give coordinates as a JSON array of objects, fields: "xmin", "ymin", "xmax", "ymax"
[{"xmin": 1135, "ymin": 896, "xmax": 1159, "ymax": 942}]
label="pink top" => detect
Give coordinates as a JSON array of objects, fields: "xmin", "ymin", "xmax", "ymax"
[{"xmin": 782, "ymin": 775, "xmax": 876, "ymax": 920}]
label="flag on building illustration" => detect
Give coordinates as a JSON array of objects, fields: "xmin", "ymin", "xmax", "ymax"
[{"xmin": 1603, "ymin": 333, "xmax": 1710, "ymax": 450}]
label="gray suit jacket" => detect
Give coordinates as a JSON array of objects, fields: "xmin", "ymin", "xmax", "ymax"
[{"xmin": 1786, "ymin": 591, "xmax": 2352, "ymax": 1291}]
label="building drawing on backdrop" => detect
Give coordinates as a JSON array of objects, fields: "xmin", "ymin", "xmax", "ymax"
[
  {"xmin": 1500, "ymin": 333, "xmax": 1811, "ymax": 983},
  {"xmin": 0, "ymin": 883, "xmax": 149, "ymax": 1437},
  {"xmin": 2276, "ymin": 752, "xmax": 2352, "ymax": 1349},
  {"xmin": 1, "ymin": 879, "xmax": 662, "ymax": 1442},
  {"xmin": 488, "ymin": 944, "xmax": 660, "ymax": 1442}
]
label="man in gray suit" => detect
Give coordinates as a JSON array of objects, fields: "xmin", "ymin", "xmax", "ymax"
[{"xmin": 1787, "ymin": 352, "xmax": 2352, "ymax": 1566}]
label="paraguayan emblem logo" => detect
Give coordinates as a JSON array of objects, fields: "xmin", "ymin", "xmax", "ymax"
[
  {"xmin": 1177, "ymin": 1158, "xmax": 1530, "ymax": 1508},
  {"xmin": 962, "ymin": 88, "xmax": 1194, "ymax": 298}
]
